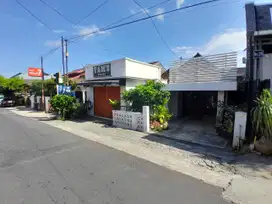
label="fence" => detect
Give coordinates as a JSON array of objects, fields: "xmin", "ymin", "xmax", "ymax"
[{"xmin": 112, "ymin": 106, "xmax": 150, "ymax": 132}]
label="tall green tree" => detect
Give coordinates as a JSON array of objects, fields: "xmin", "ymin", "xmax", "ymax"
[
  {"xmin": 0, "ymin": 76, "xmax": 24, "ymax": 94},
  {"xmin": 30, "ymin": 79, "xmax": 57, "ymax": 96}
]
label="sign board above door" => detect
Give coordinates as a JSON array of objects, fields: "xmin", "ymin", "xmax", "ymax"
[
  {"xmin": 28, "ymin": 67, "xmax": 42, "ymax": 77},
  {"xmin": 254, "ymin": 50, "xmax": 264, "ymax": 58},
  {"xmin": 93, "ymin": 63, "xmax": 111, "ymax": 77}
]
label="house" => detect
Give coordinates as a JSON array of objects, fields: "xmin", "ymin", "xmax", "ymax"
[
  {"xmin": 165, "ymin": 52, "xmax": 238, "ymax": 123},
  {"xmin": 67, "ymin": 68, "xmax": 85, "ymax": 81},
  {"xmin": 80, "ymin": 58, "xmax": 161, "ymax": 118},
  {"xmin": 245, "ymin": 2, "xmax": 272, "ymax": 90},
  {"xmin": 66, "ymin": 68, "xmax": 86, "ymax": 102}
]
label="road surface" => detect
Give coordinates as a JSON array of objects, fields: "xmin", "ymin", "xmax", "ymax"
[{"xmin": 0, "ymin": 108, "xmax": 229, "ymax": 204}]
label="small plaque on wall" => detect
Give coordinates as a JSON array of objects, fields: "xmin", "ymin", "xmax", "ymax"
[{"xmin": 93, "ymin": 63, "xmax": 111, "ymax": 77}]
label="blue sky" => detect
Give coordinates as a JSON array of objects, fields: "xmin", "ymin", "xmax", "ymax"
[{"xmin": 0, "ymin": 0, "xmax": 271, "ymax": 77}]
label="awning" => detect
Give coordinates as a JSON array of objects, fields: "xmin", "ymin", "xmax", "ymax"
[
  {"xmin": 165, "ymin": 81, "xmax": 237, "ymax": 91},
  {"xmin": 77, "ymin": 78, "xmax": 126, "ymax": 86}
]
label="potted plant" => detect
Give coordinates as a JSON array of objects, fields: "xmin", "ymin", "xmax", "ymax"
[{"xmin": 109, "ymin": 99, "xmax": 120, "ymax": 110}]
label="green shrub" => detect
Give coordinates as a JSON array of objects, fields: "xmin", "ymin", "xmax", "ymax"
[
  {"xmin": 50, "ymin": 95, "xmax": 78, "ymax": 120},
  {"xmin": 72, "ymin": 103, "xmax": 88, "ymax": 118},
  {"xmin": 151, "ymin": 105, "xmax": 172, "ymax": 124},
  {"xmin": 150, "ymin": 105, "xmax": 172, "ymax": 131},
  {"xmin": 252, "ymin": 89, "xmax": 272, "ymax": 140}
]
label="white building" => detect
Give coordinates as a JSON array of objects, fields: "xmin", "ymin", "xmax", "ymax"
[{"xmin": 80, "ymin": 58, "xmax": 161, "ymax": 118}]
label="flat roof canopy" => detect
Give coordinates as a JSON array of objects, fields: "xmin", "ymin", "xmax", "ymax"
[{"xmin": 165, "ymin": 81, "xmax": 237, "ymax": 91}]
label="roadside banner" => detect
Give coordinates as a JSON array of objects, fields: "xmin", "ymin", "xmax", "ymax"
[{"xmin": 28, "ymin": 67, "xmax": 42, "ymax": 77}]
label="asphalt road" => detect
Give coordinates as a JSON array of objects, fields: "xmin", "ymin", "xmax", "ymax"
[{"xmin": 0, "ymin": 108, "xmax": 229, "ymax": 204}]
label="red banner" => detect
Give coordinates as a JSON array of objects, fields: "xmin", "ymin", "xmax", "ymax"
[{"xmin": 28, "ymin": 68, "xmax": 42, "ymax": 77}]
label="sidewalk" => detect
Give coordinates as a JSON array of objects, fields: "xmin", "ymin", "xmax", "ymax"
[{"xmin": 7, "ymin": 107, "xmax": 272, "ymax": 204}]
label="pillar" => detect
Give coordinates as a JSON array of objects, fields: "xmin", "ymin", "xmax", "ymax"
[
  {"xmin": 30, "ymin": 95, "xmax": 35, "ymax": 109},
  {"xmin": 45, "ymin": 97, "xmax": 50, "ymax": 112},
  {"xmin": 86, "ymin": 87, "xmax": 94, "ymax": 116},
  {"xmin": 82, "ymin": 88, "xmax": 86, "ymax": 103},
  {"xmin": 216, "ymin": 91, "xmax": 225, "ymax": 124},
  {"xmin": 233, "ymin": 111, "xmax": 247, "ymax": 149},
  {"xmin": 143, "ymin": 106, "xmax": 150, "ymax": 132}
]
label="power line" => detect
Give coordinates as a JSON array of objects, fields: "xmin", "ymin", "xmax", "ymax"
[
  {"xmin": 68, "ymin": 0, "xmax": 223, "ymax": 42},
  {"xmin": 38, "ymin": 0, "xmax": 75, "ymax": 25},
  {"xmin": 132, "ymin": 0, "xmax": 178, "ymax": 58},
  {"xmin": 105, "ymin": 0, "xmax": 172, "ymax": 28},
  {"xmin": 15, "ymin": 0, "xmax": 56, "ymax": 34},
  {"xmin": 68, "ymin": 0, "xmax": 172, "ymax": 44},
  {"xmin": 36, "ymin": 0, "xmax": 237, "ymax": 64},
  {"xmin": 43, "ymin": 46, "xmax": 61, "ymax": 58},
  {"xmin": 74, "ymin": 0, "xmax": 110, "ymax": 25}
]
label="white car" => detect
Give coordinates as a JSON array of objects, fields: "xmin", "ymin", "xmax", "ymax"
[{"xmin": 0, "ymin": 97, "xmax": 15, "ymax": 107}]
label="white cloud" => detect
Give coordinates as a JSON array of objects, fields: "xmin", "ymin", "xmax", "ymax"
[
  {"xmin": 172, "ymin": 29, "xmax": 246, "ymax": 57},
  {"xmin": 53, "ymin": 29, "xmax": 66, "ymax": 33},
  {"xmin": 44, "ymin": 40, "xmax": 61, "ymax": 47},
  {"xmin": 154, "ymin": 8, "xmax": 165, "ymax": 21},
  {"xmin": 76, "ymin": 25, "xmax": 110, "ymax": 40},
  {"xmin": 130, "ymin": 8, "xmax": 150, "ymax": 15},
  {"xmin": 176, "ymin": 0, "xmax": 185, "ymax": 9},
  {"xmin": 130, "ymin": 9, "xmax": 137, "ymax": 14}
]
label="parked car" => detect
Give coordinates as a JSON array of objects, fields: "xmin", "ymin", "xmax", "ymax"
[{"xmin": 0, "ymin": 97, "xmax": 15, "ymax": 107}]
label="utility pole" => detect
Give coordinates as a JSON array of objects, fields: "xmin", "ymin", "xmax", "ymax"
[
  {"xmin": 246, "ymin": 34, "xmax": 254, "ymax": 142},
  {"xmin": 65, "ymin": 39, "xmax": 69, "ymax": 85},
  {"xmin": 41, "ymin": 56, "xmax": 45, "ymax": 111},
  {"xmin": 61, "ymin": 36, "xmax": 65, "ymax": 77}
]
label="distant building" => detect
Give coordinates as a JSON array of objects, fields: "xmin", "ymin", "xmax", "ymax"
[
  {"xmin": 10, "ymin": 71, "xmax": 52, "ymax": 84},
  {"xmin": 67, "ymin": 68, "xmax": 85, "ymax": 81}
]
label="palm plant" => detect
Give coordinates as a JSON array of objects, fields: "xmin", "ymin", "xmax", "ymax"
[{"xmin": 252, "ymin": 89, "xmax": 272, "ymax": 140}]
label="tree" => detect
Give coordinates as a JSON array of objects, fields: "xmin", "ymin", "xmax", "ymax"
[
  {"xmin": 30, "ymin": 79, "xmax": 56, "ymax": 96},
  {"xmin": 122, "ymin": 80, "xmax": 170, "ymax": 112},
  {"xmin": 0, "ymin": 76, "xmax": 24, "ymax": 94}
]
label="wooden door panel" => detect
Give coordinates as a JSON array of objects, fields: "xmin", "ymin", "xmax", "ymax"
[{"xmin": 94, "ymin": 87, "xmax": 120, "ymax": 118}]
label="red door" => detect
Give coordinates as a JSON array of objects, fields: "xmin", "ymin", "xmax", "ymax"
[{"xmin": 94, "ymin": 86, "xmax": 120, "ymax": 118}]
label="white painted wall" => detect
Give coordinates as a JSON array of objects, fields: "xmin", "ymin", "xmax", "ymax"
[
  {"xmin": 85, "ymin": 59, "xmax": 126, "ymax": 80},
  {"xmin": 125, "ymin": 79, "xmax": 146, "ymax": 91},
  {"xmin": 260, "ymin": 54, "xmax": 272, "ymax": 89},
  {"xmin": 85, "ymin": 58, "xmax": 161, "ymax": 81},
  {"xmin": 125, "ymin": 58, "xmax": 161, "ymax": 80},
  {"xmin": 112, "ymin": 106, "xmax": 150, "ymax": 132}
]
